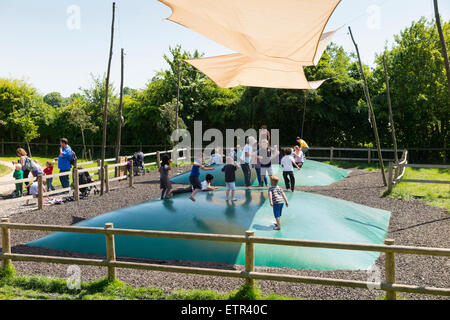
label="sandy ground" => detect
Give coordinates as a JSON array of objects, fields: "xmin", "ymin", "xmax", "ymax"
[
  {"xmin": 0, "ymin": 160, "xmax": 15, "ymax": 196},
  {"xmin": 0, "ymin": 165, "xmax": 448, "ymax": 300}
]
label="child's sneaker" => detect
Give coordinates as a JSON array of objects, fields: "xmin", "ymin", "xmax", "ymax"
[{"xmin": 273, "ymin": 226, "xmax": 281, "ymax": 231}]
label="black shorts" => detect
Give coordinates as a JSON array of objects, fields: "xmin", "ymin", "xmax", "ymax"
[{"xmin": 189, "ymin": 175, "xmax": 202, "ymax": 190}]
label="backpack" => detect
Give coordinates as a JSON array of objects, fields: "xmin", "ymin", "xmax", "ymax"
[
  {"xmin": 70, "ymin": 150, "xmax": 77, "ymax": 167},
  {"xmin": 132, "ymin": 152, "xmax": 144, "ymax": 168},
  {"xmin": 23, "ymin": 157, "xmax": 34, "ymax": 171}
]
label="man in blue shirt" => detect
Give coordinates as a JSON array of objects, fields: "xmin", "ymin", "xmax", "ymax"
[{"xmin": 55, "ymin": 138, "xmax": 72, "ymax": 188}]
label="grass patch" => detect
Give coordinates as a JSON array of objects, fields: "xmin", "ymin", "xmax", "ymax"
[
  {"xmin": 0, "ymin": 274, "xmax": 301, "ymax": 300},
  {"xmin": 389, "ymin": 167, "xmax": 449, "ymax": 210}
]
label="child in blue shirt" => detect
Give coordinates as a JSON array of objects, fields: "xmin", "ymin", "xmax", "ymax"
[{"xmin": 189, "ymin": 157, "xmax": 214, "ymax": 202}]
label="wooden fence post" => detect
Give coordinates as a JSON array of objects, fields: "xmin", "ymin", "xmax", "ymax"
[
  {"xmin": 104, "ymin": 223, "xmax": 116, "ymax": 281},
  {"xmin": 245, "ymin": 230, "xmax": 255, "ymax": 287},
  {"xmin": 384, "ymin": 239, "xmax": 396, "ymax": 300},
  {"xmin": 1, "ymin": 218, "xmax": 11, "ymax": 269},
  {"xmin": 37, "ymin": 174, "xmax": 44, "ymax": 210},
  {"xmin": 387, "ymin": 162, "xmax": 393, "ymax": 193},
  {"xmin": 444, "ymin": 145, "xmax": 447, "ymax": 164},
  {"xmin": 330, "ymin": 147, "xmax": 334, "ymax": 162},
  {"xmin": 45, "ymin": 138, "xmax": 48, "ymax": 157},
  {"xmin": 129, "ymin": 160, "xmax": 134, "ymax": 188},
  {"xmin": 368, "ymin": 149, "xmax": 371, "ymax": 163},
  {"xmin": 97, "ymin": 160, "xmax": 101, "ymax": 178},
  {"xmin": 1, "ymin": 138, "xmax": 4, "ymax": 155},
  {"xmin": 156, "ymin": 151, "xmax": 161, "ymax": 169},
  {"xmin": 105, "ymin": 164, "xmax": 110, "ymax": 193},
  {"xmin": 73, "ymin": 167, "xmax": 79, "ymax": 201}
]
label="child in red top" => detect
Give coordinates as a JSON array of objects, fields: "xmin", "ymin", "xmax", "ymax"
[{"xmin": 44, "ymin": 160, "xmax": 56, "ymax": 191}]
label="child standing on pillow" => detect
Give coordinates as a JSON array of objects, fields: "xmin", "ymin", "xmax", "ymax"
[
  {"xmin": 268, "ymin": 176, "xmax": 288, "ymax": 231},
  {"xmin": 222, "ymin": 156, "xmax": 239, "ymax": 201}
]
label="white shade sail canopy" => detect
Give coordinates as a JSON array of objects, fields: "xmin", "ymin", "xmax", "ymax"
[{"xmin": 159, "ymin": 0, "xmax": 341, "ymax": 89}]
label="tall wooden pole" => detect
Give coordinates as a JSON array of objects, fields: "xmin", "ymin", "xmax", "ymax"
[
  {"xmin": 100, "ymin": 2, "xmax": 116, "ymax": 195},
  {"xmin": 176, "ymin": 60, "xmax": 181, "ymax": 132},
  {"xmin": 349, "ymin": 26, "xmax": 387, "ymax": 186},
  {"xmin": 382, "ymin": 55, "xmax": 399, "ymax": 164},
  {"xmin": 115, "ymin": 48, "xmax": 125, "ymax": 176},
  {"xmin": 301, "ymin": 90, "xmax": 307, "ymax": 138},
  {"xmin": 175, "ymin": 60, "xmax": 181, "ymax": 167},
  {"xmin": 434, "ymin": 0, "xmax": 450, "ymax": 93}
]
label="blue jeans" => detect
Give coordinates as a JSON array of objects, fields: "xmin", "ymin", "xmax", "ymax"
[
  {"xmin": 59, "ymin": 170, "xmax": 70, "ymax": 188},
  {"xmin": 255, "ymin": 168, "xmax": 268, "ymax": 186},
  {"xmin": 46, "ymin": 178, "xmax": 55, "ymax": 191},
  {"xmin": 273, "ymin": 203, "xmax": 284, "ymax": 218}
]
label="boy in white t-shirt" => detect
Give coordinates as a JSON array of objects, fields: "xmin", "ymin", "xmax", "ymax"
[
  {"xmin": 26, "ymin": 180, "xmax": 49, "ymax": 205},
  {"xmin": 281, "ymin": 148, "xmax": 301, "ymax": 192},
  {"xmin": 210, "ymin": 148, "xmax": 224, "ymax": 165},
  {"xmin": 201, "ymin": 174, "xmax": 219, "ymax": 192}
]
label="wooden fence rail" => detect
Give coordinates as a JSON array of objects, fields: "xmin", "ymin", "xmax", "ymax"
[
  {"xmin": 306, "ymin": 147, "xmax": 407, "ymax": 164},
  {"xmin": 387, "ymin": 160, "xmax": 450, "ymax": 193},
  {"xmin": 1, "ymin": 220, "xmax": 449, "ymax": 299},
  {"xmin": 0, "ymin": 162, "xmax": 134, "ymax": 209},
  {"xmin": 1, "ymin": 147, "xmax": 188, "ymax": 208}
]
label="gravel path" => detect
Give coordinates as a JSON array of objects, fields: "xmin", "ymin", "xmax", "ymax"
[
  {"xmin": 0, "ymin": 166, "xmax": 448, "ymax": 300},
  {"xmin": 0, "ymin": 160, "xmax": 15, "ymax": 196}
]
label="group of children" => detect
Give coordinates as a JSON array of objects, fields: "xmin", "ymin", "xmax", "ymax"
[
  {"xmin": 13, "ymin": 155, "xmax": 56, "ymax": 203},
  {"xmin": 158, "ymin": 138, "xmax": 308, "ymax": 231}
]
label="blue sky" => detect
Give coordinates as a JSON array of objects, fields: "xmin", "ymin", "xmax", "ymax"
[{"xmin": 0, "ymin": 0, "xmax": 448, "ymax": 96}]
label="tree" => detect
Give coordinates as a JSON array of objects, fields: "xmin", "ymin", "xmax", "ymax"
[
  {"xmin": 11, "ymin": 110, "xmax": 40, "ymax": 157},
  {"xmin": 64, "ymin": 98, "xmax": 98, "ymax": 159},
  {"xmin": 371, "ymin": 18, "xmax": 449, "ymax": 161},
  {"xmin": 43, "ymin": 92, "xmax": 67, "ymax": 108}
]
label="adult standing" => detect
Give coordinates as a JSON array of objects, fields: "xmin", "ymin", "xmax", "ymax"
[
  {"xmin": 296, "ymin": 137, "xmax": 309, "ymax": 154},
  {"xmin": 259, "ymin": 139, "xmax": 278, "ymax": 184},
  {"xmin": 14, "ymin": 148, "xmax": 30, "ymax": 187},
  {"xmin": 13, "ymin": 148, "xmax": 43, "ymax": 185},
  {"xmin": 259, "ymin": 125, "xmax": 271, "ymax": 144},
  {"xmin": 241, "ymin": 136, "xmax": 255, "ymax": 189},
  {"xmin": 55, "ymin": 138, "xmax": 73, "ymax": 188}
]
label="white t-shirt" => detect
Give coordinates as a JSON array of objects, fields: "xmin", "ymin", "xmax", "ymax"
[
  {"xmin": 281, "ymin": 155, "xmax": 295, "ymax": 171},
  {"xmin": 201, "ymin": 180, "xmax": 211, "ymax": 191},
  {"xmin": 241, "ymin": 144, "xmax": 252, "ymax": 164},
  {"xmin": 294, "ymin": 150, "xmax": 305, "ymax": 163},
  {"xmin": 29, "ymin": 182, "xmax": 39, "ymax": 195},
  {"xmin": 210, "ymin": 153, "xmax": 223, "ymax": 164}
]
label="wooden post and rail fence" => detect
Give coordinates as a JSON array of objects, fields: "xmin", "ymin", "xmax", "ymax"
[
  {"xmin": 0, "ymin": 161, "xmax": 134, "ymax": 210},
  {"xmin": 0, "ymin": 219, "xmax": 449, "ymax": 299},
  {"xmin": 306, "ymin": 147, "xmax": 408, "ymax": 164},
  {"xmin": 0, "ymin": 147, "xmax": 189, "ymax": 209},
  {"xmin": 386, "ymin": 150, "xmax": 450, "ymax": 193}
]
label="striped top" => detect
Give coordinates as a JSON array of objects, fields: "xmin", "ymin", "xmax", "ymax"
[{"xmin": 269, "ymin": 186, "xmax": 285, "ymax": 204}]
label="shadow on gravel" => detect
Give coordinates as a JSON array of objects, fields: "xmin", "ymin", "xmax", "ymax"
[
  {"xmin": 390, "ymin": 216, "xmax": 450, "ymax": 233},
  {"xmin": 71, "ymin": 216, "xmax": 86, "ymax": 224},
  {"xmin": 134, "ymin": 180, "xmax": 159, "ymax": 185}
]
